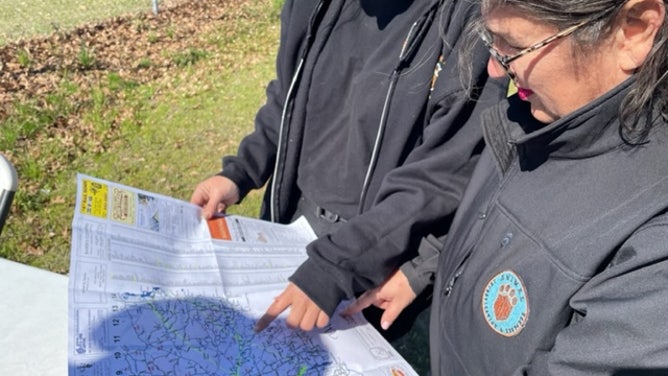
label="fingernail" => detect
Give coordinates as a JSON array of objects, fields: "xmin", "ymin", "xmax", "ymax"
[{"xmin": 381, "ymin": 321, "xmax": 390, "ymax": 330}]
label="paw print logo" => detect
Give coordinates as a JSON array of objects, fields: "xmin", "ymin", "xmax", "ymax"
[
  {"xmin": 482, "ymin": 271, "xmax": 529, "ymax": 337},
  {"xmin": 493, "ymin": 283, "xmax": 518, "ymax": 321}
]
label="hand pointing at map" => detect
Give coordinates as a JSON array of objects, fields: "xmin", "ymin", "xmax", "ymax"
[
  {"xmin": 254, "ymin": 282, "xmax": 330, "ymax": 332},
  {"xmin": 341, "ymin": 270, "xmax": 416, "ymax": 331}
]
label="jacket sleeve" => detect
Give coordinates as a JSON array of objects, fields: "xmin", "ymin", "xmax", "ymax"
[
  {"xmin": 399, "ymin": 234, "xmax": 444, "ymax": 296},
  {"xmin": 289, "ymin": 25, "xmax": 509, "ymax": 315},
  {"xmin": 219, "ymin": 0, "xmax": 310, "ymax": 200},
  {"xmin": 518, "ymin": 215, "xmax": 668, "ymax": 375}
]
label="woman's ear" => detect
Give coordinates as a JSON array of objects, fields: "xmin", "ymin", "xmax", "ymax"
[{"xmin": 615, "ymin": 0, "xmax": 665, "ymax": 72}]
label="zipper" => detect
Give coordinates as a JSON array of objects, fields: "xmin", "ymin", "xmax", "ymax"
[
  {"xmin": 443, "ymin": 253, "xmax": 470, "ymax": 297},
  {"xmin": 357, "ymin": 1, "xmax": 443, "ymax": 213},
  {"xmin": 357, "ymin": 68, "xmax": 400, "ymax": 214},
  {"xmin": 270, "ymin": 0, "xmax": 329, "ymax": 222},
  {"xmin": 270, "ymin": 58, "xmax": 305, "ymax": 223}
]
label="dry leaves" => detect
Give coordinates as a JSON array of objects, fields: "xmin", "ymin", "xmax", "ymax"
[{"xmin": 0, "ymin": 0, "xmax": 247, "ymax": 110}]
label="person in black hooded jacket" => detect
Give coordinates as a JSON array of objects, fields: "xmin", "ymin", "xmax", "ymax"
[{"xmin": 190, "ymin": 0, "xmax": 505, "ymax": 352}]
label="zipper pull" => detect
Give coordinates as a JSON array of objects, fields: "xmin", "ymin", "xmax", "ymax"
[
  {"xmin": 443, "ymin": 271, "xmax": 460, "ymax": 296},
  {"xmin": 443, "ymin": 256, "xmax": 468, "ymax": 297}
]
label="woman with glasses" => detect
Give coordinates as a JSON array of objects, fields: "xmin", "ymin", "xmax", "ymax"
[{"xmin": 344, "ymin": 0, "xmax": 668, "ymax": 374}]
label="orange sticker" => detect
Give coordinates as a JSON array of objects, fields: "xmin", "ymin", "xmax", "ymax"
[{"xmin": 207, "ymin": 217, "xmax": 231, "ymax": 240}]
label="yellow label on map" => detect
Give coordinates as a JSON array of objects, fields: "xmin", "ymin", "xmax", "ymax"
[{"xmin": 80, "ymin": 179, "xmax": 108, "ymax": 218}]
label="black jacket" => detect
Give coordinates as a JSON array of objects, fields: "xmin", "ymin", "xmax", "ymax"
[
  {"xmin": 430, "ymin": 81, "xmax": 668, "ymax": 375},
  {"xmin": 220, "ymin": 0, "xmax": 505, "ymax": 315}
]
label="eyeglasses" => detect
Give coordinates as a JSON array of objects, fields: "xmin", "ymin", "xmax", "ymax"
[{"xmin": 478, "ymin": 18, "xmax": 593, "ymax": 81}]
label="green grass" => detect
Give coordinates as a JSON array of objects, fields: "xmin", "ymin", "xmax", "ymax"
[
  {"xmin": 0, "ymin": 0, "xmax": 286, "ymax": 45},
  {"xmin": 0, "ymin": 0, "xmax": 175, "ymax": 45},
  {"xmin": 0, "ymin": 0, "xmax": 278, "ymax": 272}
]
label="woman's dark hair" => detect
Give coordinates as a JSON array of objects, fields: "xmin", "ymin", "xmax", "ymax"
[{"xmin": 461, "ymin": 0, "xmax": 668, "ymax": 142}]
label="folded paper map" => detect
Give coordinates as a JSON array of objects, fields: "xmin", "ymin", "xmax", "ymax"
[{"xmin": 67, "ymin": 174, "xmax": 418, "ymax": 376}]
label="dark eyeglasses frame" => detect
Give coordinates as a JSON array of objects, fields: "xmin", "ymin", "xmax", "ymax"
[{"xmin": 478, "ymin": 18, "xmax": 593, "ymax": 81}]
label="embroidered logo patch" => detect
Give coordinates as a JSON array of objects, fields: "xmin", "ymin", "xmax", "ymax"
[{"xmin": 482, "ymin": 270, "xmax": 529, "ymax": 337}]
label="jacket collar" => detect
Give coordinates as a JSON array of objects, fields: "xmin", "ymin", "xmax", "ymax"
[{"xmin": 482, "ymin": 78, "xmax": 635, "ymax": 173}]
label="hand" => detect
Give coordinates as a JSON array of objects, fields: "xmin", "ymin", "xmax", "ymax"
[
  {"xmin": 254, "ymin": 283, "xmax": 330, "ymax": 332},
  {"xmin": 190, "ymin": 175, "xmax": 240, "ymax": 219},
  {"xmin": 341, "ymin": 269, "xmax": 416, "ymax": 331}
]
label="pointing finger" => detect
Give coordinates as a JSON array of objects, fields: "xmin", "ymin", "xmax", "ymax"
[
  {"xmin": 254, "ymin": 296, "xmax": 290, "ymax": 333},
  {"xmin": 340, "ymin": 290, "xmax": 376, "ymax": 317}
]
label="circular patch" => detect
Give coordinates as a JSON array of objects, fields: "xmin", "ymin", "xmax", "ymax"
[{"xmin": 482, "ymin": 270, "xmax": 529, "ymax": 337}]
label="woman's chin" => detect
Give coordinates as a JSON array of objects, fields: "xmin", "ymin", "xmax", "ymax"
[{"xmin": 529, "ymin": 106, "xmax": 557, "ymax": 124}]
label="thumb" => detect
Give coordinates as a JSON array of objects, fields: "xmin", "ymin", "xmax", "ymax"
[{"xmin": 201, "ymin": 201, "xmax": 221, "ymax": 219}]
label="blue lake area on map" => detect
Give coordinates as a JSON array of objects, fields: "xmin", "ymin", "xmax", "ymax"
[{"xmin": 72, "ymin": 293, "xmax": 340, "ymax": 376}]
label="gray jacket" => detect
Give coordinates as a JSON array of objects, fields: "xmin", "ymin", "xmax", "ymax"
[{"xmin": 425, "ymin": 80, "xmax": 668, "ymax": 375}]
